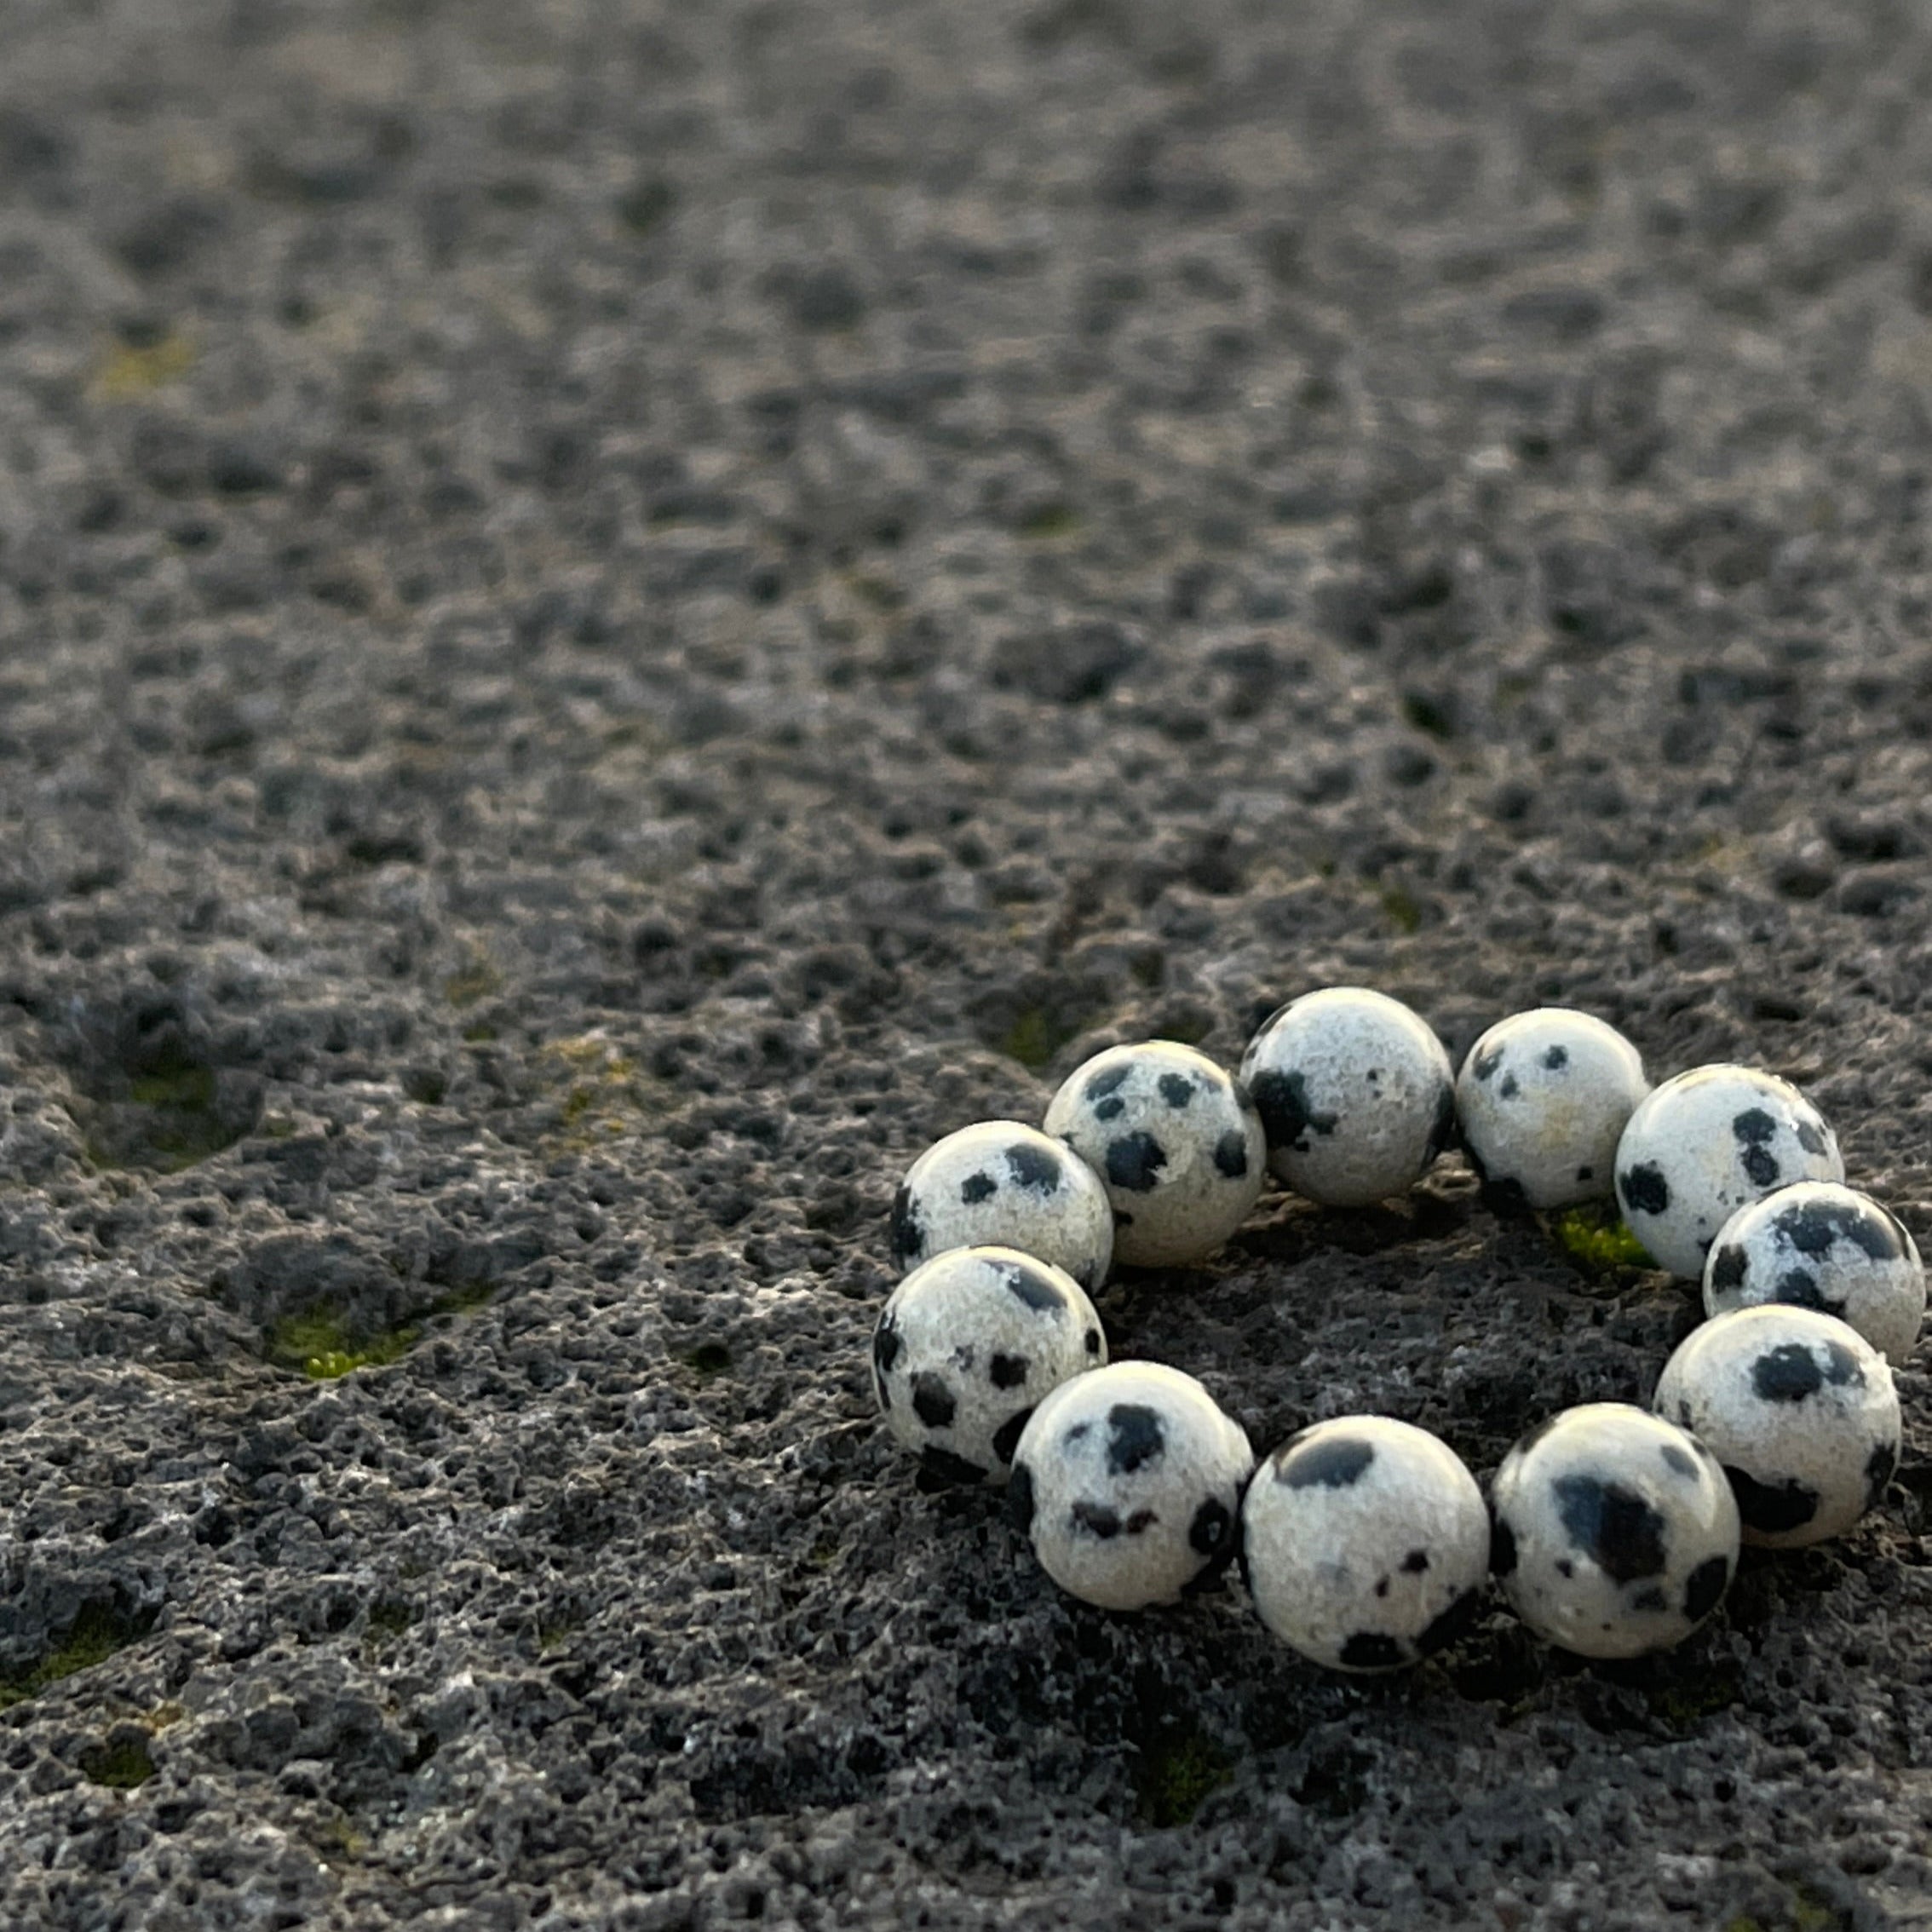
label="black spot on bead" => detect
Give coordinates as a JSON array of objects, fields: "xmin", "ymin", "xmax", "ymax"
[
  {"xmin": 1005, "ymin": 1141, "xmax": 1063, "ymax": 1193},
  {"xmin": 1660, "ymin": 1444, "xmax": 1699, "ymax": 1481},
  {"xmin": 1552, "ymin": 1475, "xmax": 1668, "ymax": 1582},
  {"xmin": 1794, "ymin": 1118, "xmax": 1827, "ymax": 1157},
  {"xmin": 995, "ymin": 1258, "xmax": 1066, "ymax": 1314},
  {"xmin": 1106, "ymin": 1133, "xmax": 1167, "ymax": 1192},
  {"xmin": 1158, "ymin": 1073, "xmax": 1195, "ymax": 1109},
  {"xmin": 911, "ymin": 1374, "xmax": 957, "ymax": 1429},
  {"xmin": 1724, "ymin": 1465, "xmax": 1820, "ymax": 1535},
  {"xmin": 872, "ymin": 1314, "xmax": 902, "ymax": 1406},
  {"xmin": 1472, "ymin": 1044, "xmax": 1504, "ymax": 1084},
  {"xmin": 1751, "ymin": 1343, "xmax": 1826, "ymax": 1402},
  {"xmin": 889, "ymin": 1183, "xmax": 924, "ymax": 1264},
  {"xmin": 1620, "ymin": 1163, "xmax": 1670, "ymax": 1216},
  {"xmin": 1489, "ymin": 1513, "xmax": 1518, "ymax": 1577},
  {"xmin": 1543, "ymin": 1044, "xmax": 1569, "ymax": 1071},
  {"xmin": 1400, "ymin": 1549, "xmax": 1430, "ymax": 1573},
  {"xmin": 1630, "ymin": 1587, "xmax": 1667, "ymax": 1613},
  {"xmin": 1707, "ymin": 1244, "xmax": 1749, "ymax": 1293},
  {"xmin": 920, "ymin": 1444, "xmax": 986, "ymax": 1485},
  {"xmin": 1732, "ymin": 1107, "xmax": 1781, "ymax": 1187},
  {"xmin": 960, "ymin": 1170, "xmax": 998, "ymax": 1205},
  {"xmin": 1247, "ymin": 1068, "xmax": 1338, "ymax": 1153},
  {"xmin": 1339, "ymin": 1632, "xmax": 1406, "ymax": 1670},
  {"xmin": 989, "ymin": 1353, "xmax": 1028, "ymax": 1389},
  {"xmin": 1063, "ymin": 1421, "xmax": 1090, "ymax": 1445},
  {"xmin": 1106, "ymin": 1403, "xmax": 1165, "ymax": 1475},
  {"xmin": 1415, "ymin": 1587, "xmax": 1483, "ymax": 1658},
  {"xmin": 1094, "ymin": 1096, "xmax": 1125, "ymax": 1121},
  {"xmin": 1283, "ymin": 1435, "xmax": 1376, "ymax": 1489},
  {"xmin": 1084, "ymin": 1327, "xmax": 1101, "ymax": 1354},
  {"xmin": 1682, "ymin": 1554, "xmax": 1730, "ymax": 1623},
  {"xmin": 1576, "ymin": 1165, "xmax": 1593, "ymax": 1182},
  {"xmin": 1188, "ymin": 1494, "xmax": 1233, "ymax": 1557},
  {"xmin": 990, "ymin": 1406, "xmax": 1034, "ymax": 1465},
  {"xmin": 1006, "ymin": 1462, "xmax": 1036, "ymax": 1533},
  {"xmin": 1866, "ymin": 1438, "xmax": 1900, "ymax": 1511},
  {"xmin": 1822, "ymin": 1340, "xmax": 1864, "ymax": 1387},
  {"xmin": 1213, "ymin": 1130, "xmax": 1250, "ymax": 1180},
  {"xmin": 1498, "ymin": 1073, "xmax": 1519, "ymax": 1100},
  {"xmin": 1070, "ymin": 1500, "xmax": 1123, "ymax": 1538},
  {"xmin": 1780, "ymin": 1196, "xmax": 1897, "ymax": 1262},
  {"xmin": 1774, "ymin": 1268, "xmax": 1844, "ymax": 1317},
  {"xmin": 1085, "ymin": 1064, "xmax": 1131, "ymax": 1101}
]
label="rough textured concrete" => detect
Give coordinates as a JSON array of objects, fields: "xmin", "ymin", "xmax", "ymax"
[{"xmin": 2, "ymin": 0, "xmax": 1931, "ymax": 1925}]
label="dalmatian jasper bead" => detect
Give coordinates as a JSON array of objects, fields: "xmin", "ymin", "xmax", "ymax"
[
  {"xmin": 1240, "ymin": 1416, "xmax": 1489, "ymax": 1672},
  {"xmin": 1043, "ymin": 1044, "xmax": 1266, "ymax": 1268},
  {"xmin": 1654, "ymin": 1306, "xmax": 1901, "ymax": 1549},
  {"xmin": 1613, "ymin": 1065, "xmax": 1843, "ymax": 1279},
  {"xmin": 888, "ymin": 1120, "xmax": 1113, "ymax": 1289},
  {"xmin": 1703, "ymin": 1182, "xmax": 1924, "ymax": 1365},
  {"xmin": 872, "ymin": 1246, "xmax": 1107, "ymax": 1486},
  {"xmin": 1009, "ymin": 1361, "xmax": 1253, "ymax": 1610},
  {"xmin": 1455, "ymin": 1009, "xmax": 1649, "ymax": 1213},
  {"xmin": 1237, "ymin": 987, "xmax": 1455, "ymax": 1209},
  {"xmin": 1488, "ymin": 1403, "xmax": 1739, "ymax": 1659}
]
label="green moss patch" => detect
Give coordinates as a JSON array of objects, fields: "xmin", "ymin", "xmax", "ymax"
[
  {"xmin": 81, "ymin": 1043, "xmax": 256, "ymax": 1173},
  {"xmin": 0, "ymin": 1604, "xmax": 146, "ymax": 1711},
  {"xmin": 271, "ymin": 1306, "xmax": 418, "ymax": 1380},
  {"xmin": 998, "ymin": 1003, "xmax": 1094, "ymax": 1070},
  {"xmin": 1547, "ymin": 1201, "xmax": 1653, "ymax": 1276},
  {"xmin": 1647, "ymin": 1665, "xmax": 1742, "ymax": 1733},
  {"xmin": 1134, "ymin": 1726, "xmax": 1232, "ymax": 1827},
  {"xmin": 81, "ymin": 1735, "xmax": 157, "ymax": 1789}
]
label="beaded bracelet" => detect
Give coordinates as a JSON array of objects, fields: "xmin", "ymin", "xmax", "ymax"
[{"xmin": 871, "ymin": 992, "xmax": 1921, "ymax": 1670}]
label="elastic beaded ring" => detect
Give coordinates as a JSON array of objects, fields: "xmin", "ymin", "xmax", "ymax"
[{"xmin": 873, "ymin": 990, "xmax": 1917, "ymax": 1674}]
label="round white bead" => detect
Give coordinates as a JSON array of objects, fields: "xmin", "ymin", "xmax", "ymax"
[
  {"xmin": 888, "ymin": 1119, "xmax": 1113, "ymax": 1288},
  {"xmin": 1613, "ymin": 1065, "xmax": 1843, "ymax": 1279},
  {"xmin": 1489, "ymin": 1403, "xmax": 1739, "ymax": 1659},
  {"xmin": 1703, "ymin": 1182, "xmax": 1924, "ymax": 1365},
  {"xmin": 872, "ymin": 1246, "xmax": 1107, "ymax": 1486},
  {"xmin": 1238, "ymin": 987, "xmax": 1454, "ymax": 1208},
  {"xmin": 1455, "ymin": 1008, "xmax": 1649, "ymax": 1212},
  {"xmin": 1009, "ymin": 1361, "xmax": 1253, "ymax": 1610},
  {"xmin": 1654, "ymin": 1305, "xmax": 1900, "ymax": 1548},
  {"xmin": 1043, "ymin": 1044, "xmax": 1265, "ymax": 1267},
  {"xmin": 1241, "ymin": 1416, "xmax": 1489, "ymax": 1672}
]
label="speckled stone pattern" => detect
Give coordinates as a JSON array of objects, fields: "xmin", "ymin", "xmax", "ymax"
[
  {"xmin": 889, "ymin": 1118, "xmax": 1115, "ymax": 1288},
  {"xmin": 1614, "ymin": 1065, "xmax": 1845, "ymax": 1278},
  {"xmin": 1009, "ymin": 1362, "xmax": 1254, "ymax": 1610},
  {"xmin": 1655, "ymin": 1306, "xmax": 1901, "ymax": 1550},
  {"xmin": 1240, "ymin": 1417, "xmax": 1489, "ymax": 1672},
  {"xmin": 1044, "ymin": 1042, "xmax": 1265, "ymax": 1266},
  {"xmin": 1238, "ymin": 987, "xmax": 1455, "ymax": 1208},
  {"xmin": 5, "ymin": 0, "xmax": 1932, "ymax": 1923},
  {"xmin": 1704, "ymin": 1181, "xmax": 1927, "ymax": 1365},
  {"xmin": 1489, "ymin": 1405, "xmax": 1742, "ymax": 1660},
  {"xmin": 873, "ymin": 1245, "xmax": 1107, "ymax": 1486},
  {"xmin": 1454, "ymin": 1008, "xmax": 1649, "ymax": 1213}
]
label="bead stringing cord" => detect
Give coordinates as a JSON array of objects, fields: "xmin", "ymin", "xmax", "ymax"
[{"xmin": 872, "ymin": 992, "xmax": 1920, "ymax": 1667}]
